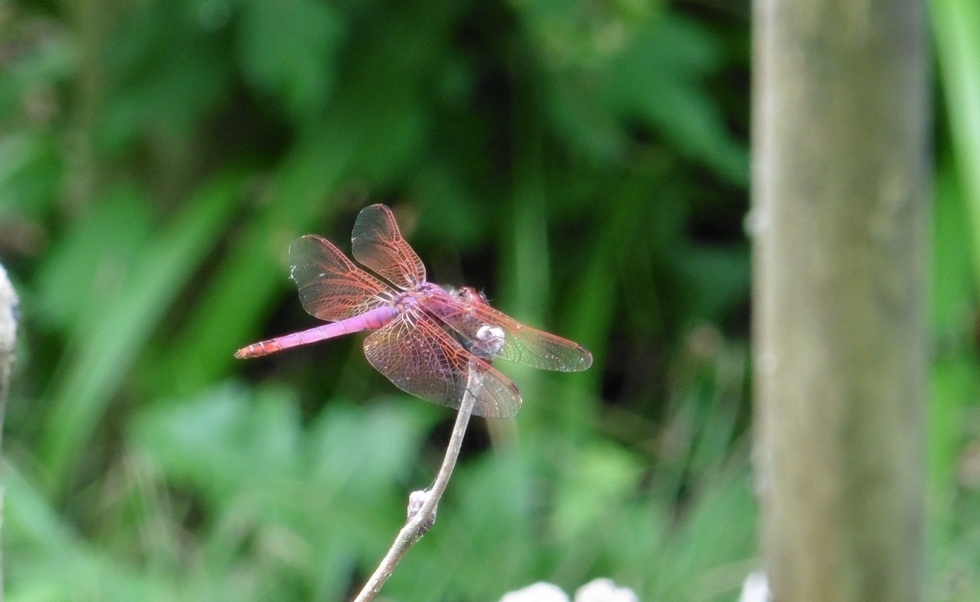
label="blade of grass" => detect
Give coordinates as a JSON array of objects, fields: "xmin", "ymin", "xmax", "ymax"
[
  {"xmin": 930, "ymin": 165, "xmax": 977, "ymax": 495},
  {"xmin": 558, "ymin": 185, "xmax": 637, "ymax": 440},
  {"xmin": 5, "ymin": 461, "xmax": 74, "ymax": 554},
  {"xmin": 933, "ymin": 0, "xmax": 980, "ymax": 280},
  {"xmin": 499, "ymin": 80, "xmax": 551, "ymax": 430},
  {"xmin": 931, "ymin": 0, "xmax": 980, "ymax": 560},
  {"xmin": 155, "ymin": 128, "xmax": 357, "ymax": 396},
  {"xmin": 6, "ymin": 460, "xmax": 182, "ymax": 600},
  {"xmin": 38, "ymin": 171, "xmax": 246, "ymax": 497}
]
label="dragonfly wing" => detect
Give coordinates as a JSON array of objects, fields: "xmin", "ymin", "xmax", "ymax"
[
  {"xmin": 289, "ymin": 235, "xmax": 393, "ymax": 321},
  {"xmin": 362, "ymin": 311, "xmax": 522, "ymax": 418},
  {"xmin": 351, "ymin": 204, "xmax": 427, "ymax": 291},
  {"xmin": 427, "ymin": 296, "xmax": 593, "ymax": 372}
]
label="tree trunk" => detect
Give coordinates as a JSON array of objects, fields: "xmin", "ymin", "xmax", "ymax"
[{"xmin": 751, "ymin": 0, "xmax": 929, "ymax": 600}]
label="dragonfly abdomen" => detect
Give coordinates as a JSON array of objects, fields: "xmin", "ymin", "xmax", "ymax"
[{"xmin": 235, "ymin": 305, "xmax": 398, "ymax": 358}]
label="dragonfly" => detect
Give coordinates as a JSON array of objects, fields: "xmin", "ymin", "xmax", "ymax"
[{"xmin": 235, "ymin": 204, "xmax": 592, "ymax": 418}]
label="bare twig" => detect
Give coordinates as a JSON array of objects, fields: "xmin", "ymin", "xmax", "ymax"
[
  {"xmin": 0, "ymin": 264, "xmax": 20, "ymax": 602},
  {"xmin": 352, "ymin": 366, "xmax": 483, "ymax": 602}
]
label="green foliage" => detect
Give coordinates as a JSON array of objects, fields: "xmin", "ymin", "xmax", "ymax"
[
  {"xmin": 6, "ymin": 383, "xmax": 754, "ymax": 601},
  {"xmin": 931, "ymin": 0, "xmax": 980, "ymax": 599},
  {"xmin": 0, "ymin": 0, "xmax": 811, "ymax": 599}
]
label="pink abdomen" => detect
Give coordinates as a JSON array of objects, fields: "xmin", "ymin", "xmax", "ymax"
[{"xmin": 235, "ymin": 306, "xmax": 397, "ymax": 358}]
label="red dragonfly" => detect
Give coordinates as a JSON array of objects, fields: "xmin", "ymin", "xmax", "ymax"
[{"xmin": 235, "ymin": 204, "xmax": 592, "ymax": 418}]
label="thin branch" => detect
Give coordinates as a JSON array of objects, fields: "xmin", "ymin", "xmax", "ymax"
[{"xmin": 352, "ymin": 367, "xmax": 483, "ymax": 602}]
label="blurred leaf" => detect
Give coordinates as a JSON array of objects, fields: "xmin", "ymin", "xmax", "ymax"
[
  {"xmin": 0, "ymin": 28, "xmax": 74, "ymax": 120},
  {"xmin": 134, "ymin": 383, "xmax": 435, "ymax": 503},
  {"xmin": 552, "ymin": 442, "xmax": 644, "ymax": 539},
  {"xmin": 0, "ymin": 132, "xmax": 63, "ymax": 219},
  {"xmin": 932, "ymin": 165, "xmax": 976, "ymax": 339},
  {"xmin": 99, "ymin": 0, "xmax": 234, "ymax": 150},
  {"xmin": 538, "ymin": 11, "xmax": 748, "ymax": 182},
  {"xmin": 929, "ymin": 15, "xmax": 980, "ymax": 587},
  {"xmin": 236, "ymin": 0, "xmax": 343, "ymax": 120},
  {"xmin": 930, "ymin": 164, "xmax": 978, "ymax": 509},
  {"xmin": 154, "ymin": 130, "xmax": 355, "ymax": 395},
  {"xmin": 547, "ymin": 67, "xmax": 635, "ymax": 163},
  {"xmin": 33, "ymin": 185, "xmax": 152, "ymax": 330},
  {"xmin": 511, "ymin": 0, "xmax": 660, "ymax": 69},
  {"xmin": 131, "ymin": 383, "xmax": 437, "ymax": 600},
  {"xmin": 5, "ymin": 462, "xmax": 75, "ymax": 555},
  {"xmin": 414, "ymin": 161, "xmax": 489, "ymax": 247},
  {"xmin": 931, "ymin": 360, "xmax": 975, "ymax": 523},
  {"xmin": 649, "ymin": 476, "xmax": 756, "ymax": 601},
  {"xmin": 133, "ymin": 383, "xmax": 304, "ymax": 504},
  {"xmin": 5, "ymin": 462, "xmax": 176, "ymax": 602},
  {"xmin": 606, "ymin": 15, "xmax": 748, "ymax": 183},
  {"xmin": 672, "ymin": 245, "xmax": 750, "ymax": 326},
  {"xmin": 553, "ymin": 186, "xmax": 633, "ymax": 438}
]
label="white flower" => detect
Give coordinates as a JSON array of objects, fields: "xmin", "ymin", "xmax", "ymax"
[
  {"xmin": 738, "ymin": 572, "xmax": 771, "ymax": 602},
  {"xmin": 499, "ymin": 582, "xmax": 570, "ymax": 602},
  {"xmin": 499, "ymin": 579, "xmax": 639, "ymax": 602},
  {"xmin": 574, "ymin": 578, "xmax": 638, "ymax": 602}
]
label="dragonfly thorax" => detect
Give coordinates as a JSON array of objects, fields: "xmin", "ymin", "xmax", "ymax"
[
  {"xmin": 438, "ymin": 285, "xmax": 506, "ymax": 360},
  {"xmin": 472, "ymin": 324, "xmax": 505, "ymax": 358}
]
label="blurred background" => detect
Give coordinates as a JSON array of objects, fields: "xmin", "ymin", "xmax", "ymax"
[{"xmin": 0, "ymin": 0, "xmax": 975, "ymax": 600}]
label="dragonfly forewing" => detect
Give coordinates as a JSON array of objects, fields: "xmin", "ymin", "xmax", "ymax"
[
  {"xmin": 351, "ymin": 204, "xmax": 426, "ymax": 291},
  {"xmin": 289, "ymin": 234, "xmax": 393, "ymax": 321}
]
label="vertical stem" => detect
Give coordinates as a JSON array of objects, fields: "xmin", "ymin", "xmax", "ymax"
[
  {"xmin": 0, "ymin": 265, "xmax": 19, "ymax": 602},
  {"xmin": 752, "ymin": 0, "xmax": 929, "ymax": 600}
]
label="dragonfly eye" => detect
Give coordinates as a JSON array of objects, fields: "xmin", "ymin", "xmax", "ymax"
[
  {"xmin": 455, "ymin": 286, "xmax": 488, "ymax": 306},
  {"xmin": 472, "ymin": 324, "xmax": 505, "ymax": 359}
]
